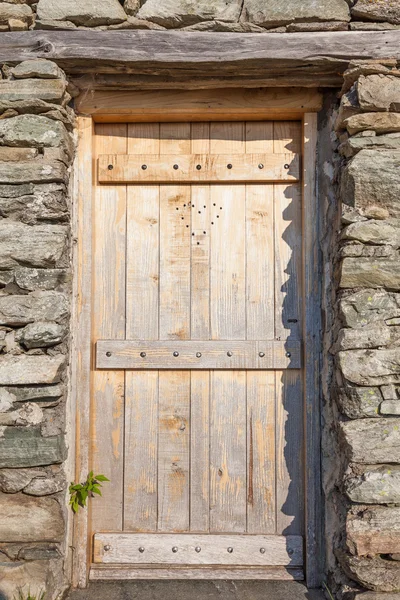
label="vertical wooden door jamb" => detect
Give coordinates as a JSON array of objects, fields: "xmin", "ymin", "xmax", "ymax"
[
  {"xmin": 71, "ymin": 116, "xmax": 93, "ymax": 588},
  {"xmin": 303, "ymin": 113, "xmax": 322, "ymax": 588}
]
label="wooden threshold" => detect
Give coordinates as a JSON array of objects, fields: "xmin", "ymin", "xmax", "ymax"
[
  {"xmin": 90, "ymin": 565, "xmax": 304, "ymax": 581},
  {"xmin": 96, "ymin": 340, "xmax": 302, "ymax": 370}
]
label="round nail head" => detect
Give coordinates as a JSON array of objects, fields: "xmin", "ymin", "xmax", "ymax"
[
  {"xmin": 104, "ymin": 544, "xmax": 111, "ymax": 551},
  {"xmin": 140, "ymin": 352, "xmax": 146, "ymax": 358},
  {"xmin": 106, "ymin": 351, "xmax": 112, "ymax": 357},
  {"xmin": 258, "ymin": 163, "xmax": 264, "ymax": 169},
  {"xmin": 227, "ymin": 164, "xmax": 233, "ymax": 169},
  {"xmin": 286, "ymin": 352, "xmax": 291, "ymax": 358},
  {"xmin": 195, "ymin": 546, "xmax": 201, "ymax": 553},
  {"xmin": 284, "ymin": 164, "xmax": 290, "ymax": 170},
  {"xmin": 172, "ymin": 546, "xmax": 178, "ymax": 553},
  {"xmin": 173, "ymin": 164, "xmax": 179, "ymax": 170},
  {"xmin": 173, "ymin": 351, "xmax": 179, "ymax": 357},
  {"xmin": 227, "ymin": 547, "xmax": 233, "ymax": 553},
  {"xmin": 260, "ymin": 548, "xmax": 266, "ymax": 554},
  {"xmin": 108, "ymin": 164, "xmax": 113, "ymax": 170},
  {"xmin": 196, "ymin": 165, "xmax": 202, "ymax": 170},
  {"xmin": 259, "ymin": 352, "xmax": 265, "ymax": 358},
  {"xmin": 141, "ymin": 164, "xmax": 147, "ymax": 170},
  {"xmin": 139, "ymin": 547, "xmax": 145, "ymax": 553},
  {"xmin": 227, "ymin": 351, "xmax": 233, "ymax": 357},
  {"xmin": 196, "ymin": 352, "xmax": 202, "ymax": 358}
]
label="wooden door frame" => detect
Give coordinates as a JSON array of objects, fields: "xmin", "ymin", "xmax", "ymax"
[{"xmin": 71, "ymin": 88, "xmax": 323, "ymax": 589}]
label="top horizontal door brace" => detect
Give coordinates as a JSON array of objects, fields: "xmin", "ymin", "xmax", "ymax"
[{"xmin": 98, "ymin": 153, "xmax": 300, "ymax": 184}]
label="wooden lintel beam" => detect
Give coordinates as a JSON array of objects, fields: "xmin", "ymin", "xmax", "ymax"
[{"xmin": 0, "ymin": 30, "xmax": 399, "ymax": 88}]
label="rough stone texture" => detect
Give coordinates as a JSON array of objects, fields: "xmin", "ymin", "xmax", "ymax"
[
  {"xmin": 341, "ymin": 258, "xmax": 400, "ymax": 289},
  {"xmin": 380, "ymin": 400, "xmax": 400, "ymax": 415},
  {"xmin": 347, "ymin": 506, "xmax": 400, "ymax": 555},
  {"xmin": 0, "ymin": 222, "xmax": 67, "ymax": 268},
  {"xmin": 241, "ymin": 0, "xmax": 350, "ymax": 27},
  {"xmin": 336, "ymin": 386, "xmax": 382, "ymax": 418},
  {"xmin": 0, "ymin": 3, "xmax": 33, "ymax": 26},
  {"xmin": 343, "ymin": 555, "xmax": 400, "ymax": 593},
  {"xmin": 15, "ymin": 321, "xmax": 66, "ymax": 348},
  {"xmin": 340, "ymin": 289, "xmax": 400, "ymax": 328},
  {"xmin": 11, "ymin": 59, "xmax": 63, "ymax": 80},
  {"xmin": 345, "ymin": 113, "xmax": 400, "ymax": 135},
  {"xmin": 0, "ymin": 79, "xmax": 67, "ymax": 104},
  {"xmin": 0, "ymin": 492, "xmax": 64, "ymax": 542},
  {"xmin": 0, "ymin": 292, "xmax": 68, "ymax": 326},
  {"xmin": 37, "ymin": 0, "xmax": 128, "ymax": 26},
  {"xmin": 339, "ymin": 348, "xmax": 400, "ymax": 385},
  {"xmin": 352, "ymin": 0, "xmax": 400, "ymax": 25},
  {"xmin": 137, "ymin": 0, "xmax": 242, "ymax": 27},
  {"xmin": 342, "ymin": 219, "xmax": 400, "ymax": 246},
  {"xmin": 0, "ymin": 354, "xmax": 65, "ymax": 385},
  {"xmin": 123, "ymin": 0, "xmax": 140, "ymax": 17},
  {"xmin": 0, "ymin": 114, "xmax": 73, "ymax": 157},
  {"xmin": 334, "ymin": 323, "xmax": 400, "ymax": 351},
  {"xmin": 358, "ymin": 74, "xmax": 400, "ymax": 112},
  {"xmin": 340, "ymin": 134, "xmax": 400, "ymax": 157},
  {"xmin": 0, "ymin": 60, "xmax": 73, "ymax": 599},
  {"xmin": 346, "ymin": 466, "xmax": 400, "ymax": 504},
  {"xmin": 341, "ymin": 418, "xmax": 400, "ymax": 463},
  {"xmin": 0, "ymin": 427, "xmax": 65, "ymax": 467},
  {"xmin": 341, "ymin": 150, "xmax": 400, "ymax": 217}
]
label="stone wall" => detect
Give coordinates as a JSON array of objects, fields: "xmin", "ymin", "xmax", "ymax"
[
  {"xmin": 326, "ymin": 61, "xmax": 400, "ymax": 599},
  {"xmin": 0, "ymin": 0, "xmax": 399, "ymax": 32},
  {"xmin": 0, "ymin": 60, "xmax": 74, "ymax": 599}
]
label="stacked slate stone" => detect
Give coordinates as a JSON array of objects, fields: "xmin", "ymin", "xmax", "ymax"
[
  {"xmin": 332, "ymin": 61, "xmax": 400, "ymax": 598},
  {"xmin": 0, "ymin": 0, "xmax": 399, "ymax": 32},
  {"xmin": 0, "ymin": 59, "xmax": 74, "ymax": 597}
]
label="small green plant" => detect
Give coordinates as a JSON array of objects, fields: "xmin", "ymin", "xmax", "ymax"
[
  {"xmin": 69, "ymin": 471, "xmax": 109, "ymax": 513},
  {"xmin": 323, "ymin": 582, "xmax": 335, "ymax": 600},
  {"xmin": 13, "ymin": 588, "xmax": 45, "ymax": 600}
]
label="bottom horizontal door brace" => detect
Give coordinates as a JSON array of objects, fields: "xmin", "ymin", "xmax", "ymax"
[{"xmin": 93, "ymin": 534, "xmax": 303, "ymax": 567}]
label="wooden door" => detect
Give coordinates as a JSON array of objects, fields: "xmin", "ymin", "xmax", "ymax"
[{"xmin": 90, "ymin": 120, "xmax": 304, "ymax": 580}]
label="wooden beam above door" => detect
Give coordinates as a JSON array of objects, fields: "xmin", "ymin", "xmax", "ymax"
[
  {"xmin": 1, "ymin": 30, "xmax": 399, "ymax": 89},
  {"xmin": 98, "ymin": 153, "xmax": 300, "ymax": 183}
]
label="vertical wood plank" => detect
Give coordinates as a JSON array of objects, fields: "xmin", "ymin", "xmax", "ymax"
[
  {"xmin": 190, "ymin": 123, "xmax": 210, "ymax": 532},
  {"xmin": 276, "ymin": 370, "xmax": 304, "ymax": 536},
  {"xmin": 247, "ymin": 371, "xmax": 276, "ymax": 534},
  {"xmin": 158, "ymin": 123, "xmax": 191, "ymax": 532},
  {"xmin": 273, "ymin": 122, "xmax": 304, "ymax": 538},
  {"xmin": 91, "ymin": 123, "xmax": 127, "ymax": 534},
  {"xmin": 124, "ymin": 124, "xmax": 160, "ymax": 531},
  {"xmin": 245, "ymin": 122, "xmax": 276, "ymax": 534},
  {"xmin": 303, "ymin": 113, "xmax": 322, "ymax": 587},
  {"xmin": 72, "ymin": 116, "xmax": 93, "ymax": 588},
  {"xmin": 209, "ymin": 122, "xmax": 247, "ymax": 533}
]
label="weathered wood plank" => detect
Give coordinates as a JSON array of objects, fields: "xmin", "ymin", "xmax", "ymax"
[
  {"xmin": 99, "ymin": 153, "xmax": 299, "ymax": 184},
  {"xmin": 189, "ymin": 123, "xmax": 210, "ymax": 533},
  {"xmin": 124, "ymin": 123, "xmax": 159, "ymax": 532},
  {"xmin": 71, "ymin": 116, "xmax": 92, "ymax": 588},
  {"xmin": 96, "ymin": 340, "xmax": 302, "ymax": 370},
  {"xmin": 91, "ymin": 123, "xmax": 127, "ymax": 534},
  {"xmin": 77, "ymin": 88, "xmax": 322, "ymax": 118},
  {"xmin": 93, "ymin": 533, "xmax": 303, "ymax": 566},
  {"xmin": 2, "ymin": 31, "xmax": 400, "ymax": 88},
  {"xmin": 90, "ymin": 565, "xmax": 304, "ymax": 581},
  {"xmin": 303, "ymin": 113, "xmax": 322, "ymax": 587},
  {"xmin": 158, "ymin": 123, "xmax": 191, "ymax": 532}
]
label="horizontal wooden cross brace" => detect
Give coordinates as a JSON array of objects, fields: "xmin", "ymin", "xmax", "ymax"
[
  {"xmin": 96, "ymin": 340, "xmax": 301, "ymax": 370},
  {"xmin": 98, "ymin": 153, "xmax": 300, "ymax": 184},
  {"xmin": 94, "ymin": 533, "xmax": 303, "ymax": 566}
]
